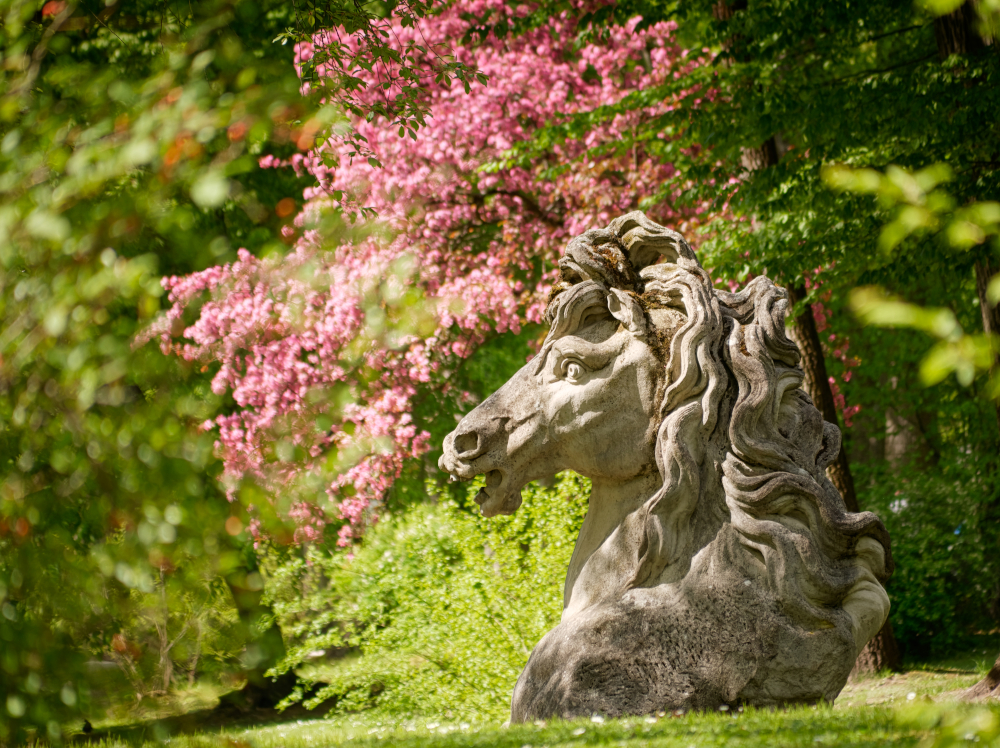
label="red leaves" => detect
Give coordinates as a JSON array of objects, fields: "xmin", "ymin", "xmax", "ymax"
[{"xmin": 41, "ymin": 1, "xmax": 66, "ymax": 18}]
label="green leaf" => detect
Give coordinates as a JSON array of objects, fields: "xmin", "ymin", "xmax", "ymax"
[
  {"xmin": 916, "ymin": 0, "xmax": 966, "ymax": 15},
  {"xmin": 191, "ymin": 172, "xmax": 231, "ymax": 208},
  {"xmin": 988, "ymin": 273, "xmax": 1000, "ymax": 306},
  {"xmin": 850, "ymin": 287, "xmax": 962, "ymax": 340},
  {"xmin": 919, "ymin": 342, "xmax": 959, "ymax": 386}
]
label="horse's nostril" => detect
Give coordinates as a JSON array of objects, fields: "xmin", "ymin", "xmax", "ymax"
[{"xmin": 454, "ymin": 431, "xmax": 479, "ymax": 456}]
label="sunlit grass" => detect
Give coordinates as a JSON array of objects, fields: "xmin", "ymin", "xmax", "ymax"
[
  {"xmin": 75, "ymin": 705, "xmax": 893, "ymax": 747},
  {"xmin": 74, "ymin": 702, "xmax": 1000, "ymax": 748},
  {"xmin": 836, "ymin": 648, "xmax": 990, "ymax": 708},
  {"xmin": 74, "ymin": 650, "xmax": 1000, "ymax": 748}
]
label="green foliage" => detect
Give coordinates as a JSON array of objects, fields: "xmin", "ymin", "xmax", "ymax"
[
  {"xmin": 267, "ymin": 473, "xmax": 589, "ymax": 721},
  {"xmin": 851, "ymin": 286, "xmax": 999, "ymax": 394},
  {"xmin": 284, "ymin": 1, "xmax": 488, "ymax": 165},
  {"xmin": 825, "ymin": 165, "xmax": 1000, "ymax": 397},
  {"xmin": 822, "ymin": 164, "xmax": 1000, "ymax": 256},
  {"xmin": 832, "ymin": 286, "xmax": 999, "ymax": 654},
  {"xmin": 859, "ymin": 464, "xmax": 1000, "ymax": 656},
  {"xmin": 2, "ymin": 0, "xmax": 998, "ymax": 738},
  {"xmin": 0, "ymin": 0, "xmax": 481, "ymax": 740},
  {"xmin": 495, "ymin": 0, "xmax": 1000, "ymax": 329},
  {"xmin": 0, "ymin": 343, "xmax": 248, "ymax": 743},
  {"xmin": 898, "ymin": 702, "xmax": 1000, "ymax": 748},
  {"xmin": 105, "ymin": 570, "xmax": 242, "ymax": 698},
  {"xmin": 0, "ymin": 0, "xmax": 309, "ymax": 738}
]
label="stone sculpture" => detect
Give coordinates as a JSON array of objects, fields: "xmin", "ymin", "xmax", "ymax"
[{"xmin": 439, "ymin": 211, "xmax": 893, "ymax": 721}]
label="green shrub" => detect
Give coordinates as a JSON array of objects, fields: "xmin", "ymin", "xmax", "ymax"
[
  {"xmin": 859, "ymin": 461, "xmax": 1000, "ymax": 658},
  {"xmin": 266, "ymin": 473, "xmax": 588, "ymax": 721},
  {"xmin": 265, "ymin": 455, "xmax": 999, "ymax": 721}
]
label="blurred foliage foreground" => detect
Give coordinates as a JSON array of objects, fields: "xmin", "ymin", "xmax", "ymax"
[
  {"xmin": 0, "ymin": 0, "xmax": 480, "ymax": 742},
  {"xmin": 3, "ymin": 0, "xmax": 1000, "ymax": 744}
]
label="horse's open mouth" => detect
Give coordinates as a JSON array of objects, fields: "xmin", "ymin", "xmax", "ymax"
[{"xmin": 474, "ymin": 469, "xmax": 523, "ymax": 517}]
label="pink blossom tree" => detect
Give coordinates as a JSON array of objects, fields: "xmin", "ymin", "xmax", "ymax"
[{"xmin": 153, "ymin": 0, "xmax": 714, "ymax": 546}]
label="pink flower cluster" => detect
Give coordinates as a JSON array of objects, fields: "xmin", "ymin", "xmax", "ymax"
[
  {"xmin": 151, "ymin": 246, "xmax": 432, "ymax": 544},
  {"xmin": 158, "ymin": 0, "xmax": 712, "ymax": 545}
]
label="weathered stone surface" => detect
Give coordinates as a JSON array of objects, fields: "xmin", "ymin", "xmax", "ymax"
[{"xmin": 439, "ymin": 212, "xmax": 893, "ymax": 721}]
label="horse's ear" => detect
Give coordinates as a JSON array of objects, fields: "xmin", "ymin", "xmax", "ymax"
[{"xmin": 608, "ymin": 288, "xmax": 647, "ymax": 336}]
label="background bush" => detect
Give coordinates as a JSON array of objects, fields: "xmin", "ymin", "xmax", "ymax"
[
  {"xmin": 860, "ymin": 462, "xmax": 1000, "ymax": 658},
  {"xmin": 266, "ymin": 473, "xmax": 589, "ymax": 721}
]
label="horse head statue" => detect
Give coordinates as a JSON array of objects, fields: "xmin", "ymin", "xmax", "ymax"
[{"xmin": 440, "ymin": 211, "xmax": 892, "ymax": 721}]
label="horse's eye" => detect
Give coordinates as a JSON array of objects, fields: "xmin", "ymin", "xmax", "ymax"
[{"xmin": 563, "ymin": 361, "xmax": 585, "ymax": 382}]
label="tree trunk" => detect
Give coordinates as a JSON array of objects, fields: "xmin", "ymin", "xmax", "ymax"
[
  {"xmin": 159, "ymin": 571, "xmax": 173, "ymax": 694},
  {"xmin": 219, "ymin": 569, "xmax": 297, "ymax": 711},
  {"xmin": 786, "ymin": 285, "xmax": 903, "ymax": 675},
  {"xmin": 713, "ymin": 4, "xmax": 900, "ymax": 675},
  {"xmin": 711, "ymin": 0, "xmax": 747, "ymax": 22},
  {"xmin": 974, "ymin": 257, "xmax": 1000, "ymax": 435},
  {"xmin": 785, "ymin": 285, "xmax": 860, "ymax": 513},
  {"xmin": 741, "ymin": 138, "xmax": 780, "ymax": 173},
  {"xmin": 932, "ymin": 0, "xmax": 998, "ymax": 433},
  {"xmin": 934, "ymin": 2, "xmax": 985, "ymax": 59},
  {"xmin": 849, "ymin": 619, "xmax": 902, "ymax": 679},
  {"xmin": 188, "ymin": 617, "xmax": 202, "ymax": 687},
  {"xmin": 970, "ymin": 257, "xmax": 1000, "ymax": 702},
  {"xmin": 964, "ymin": 653, "xmax": 1000, "ymax": 702},
  {"xmin": 974, "ymin": 256, "xmax": 1000, "ymax": 346}
]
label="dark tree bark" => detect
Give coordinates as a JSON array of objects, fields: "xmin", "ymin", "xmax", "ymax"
[
  {"xmin": 741, "ymin": 138, "xmax": 780, "ymax": 173},
  {"xmin": 934, "ymin": 0, "xmax": 998, "ymax": 438},
  {"xmin": 710, "ymin": 0, "xmax": 902, "ymax": 674},
  {"xmin": 219, "ymin": 571, "xmax": 297, "ymax": 711},
  {"xmin": 711, "ymin": 0, "xmax": 746, "ymax": 22},
  {"xmin": 974, "ymin": 257, "xmax": 1000, "ymax": 436},
  {"xmin": 785, "ymin": 290, "xmax": 903, "ymax": 676},
  {"xmin": 785, "ymin": 285, "xmax": 860, "ymax": 513},
  {"xmin": 849, "ymin": 619, "xmax": 902, "ymax": 679},
  {"xmin": 974, "ymin": 257, "xmax": 1000, "ymax": 341},
  {"xmin": 964, "ymin": 654, "xmax": 1000, "ymax": 702},
  {"xmin": 934, "ymin": 3, "xmax": 985, "ymax": 59},
  {"xmin": 970, "ymin": 255, "xmax": 1000, "ymax": 700}
]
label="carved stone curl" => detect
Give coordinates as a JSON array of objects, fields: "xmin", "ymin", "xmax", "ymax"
[{"xmin": 439, "ymin": 212, "xmax": 892, "ymax": 721}]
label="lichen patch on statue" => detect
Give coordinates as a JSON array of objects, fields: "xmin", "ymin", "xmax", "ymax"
[{"xmin": 439, "ymin": 212, "xmax": 893, "ymax": 720}]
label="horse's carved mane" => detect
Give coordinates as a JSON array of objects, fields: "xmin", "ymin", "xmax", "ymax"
[{"xmin": 542, "ymin": 211, "xmax": 892, "ymax": 640}]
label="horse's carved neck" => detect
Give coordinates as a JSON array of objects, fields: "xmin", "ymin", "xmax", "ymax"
[{"xmin": 563, "ymin": 471, "xmax": 662, "ymax": 619}]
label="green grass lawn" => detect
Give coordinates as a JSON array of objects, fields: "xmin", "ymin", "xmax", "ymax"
[
  {"xmin": 75, "ymin": 650, "xmax": 1000, "ymax": 748},
  {"xmin": 75, "ymin": 703, "xmax": 1000, "ymax": 748}
]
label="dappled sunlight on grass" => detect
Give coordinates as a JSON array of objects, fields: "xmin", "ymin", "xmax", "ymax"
[
  {"xmin": 837, "ymin": 647, "xmax": 997, "ymax": 708},
  {"xmin": 76, "ymin": 705, "xmax": 912, "ymax": 748},
  {"xmin": 71, "ymin": 650, "xmax": 1000, "ymax": 748},
  {"xmin": 73, "ymin": 697, "xmax": 1000, "ymax": 748},
  {"xmin": 90, "ymin": 681, "xmax": 233, "ymax": 731}
]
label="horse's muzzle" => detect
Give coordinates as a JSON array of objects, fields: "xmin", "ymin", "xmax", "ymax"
[{"xmin": 438, "ymin": 432, "xmax": 523, "ymax": 517}]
